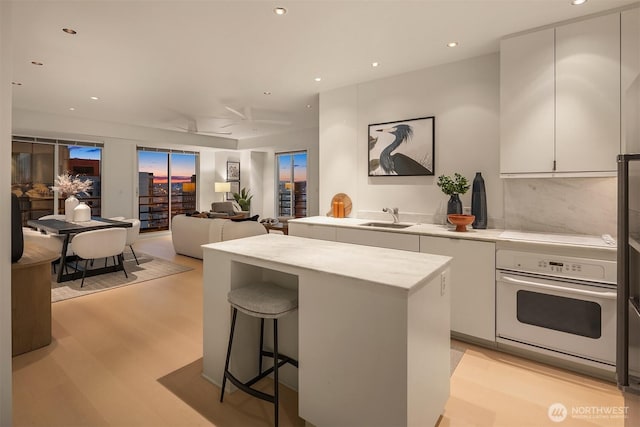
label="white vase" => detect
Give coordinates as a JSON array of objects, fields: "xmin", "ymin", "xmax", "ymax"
[
  {"xmin": 73, "ymin": 201, "xmax": 91, "ymax": 222},
  {"xmin": 65, "ymin": 195, "xmax": 79, "ymax": 221}
]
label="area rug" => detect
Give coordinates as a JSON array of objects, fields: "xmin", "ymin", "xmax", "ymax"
[{"xmin": 51, "ymin": 251, "xmax": 192, "ymax": 303}]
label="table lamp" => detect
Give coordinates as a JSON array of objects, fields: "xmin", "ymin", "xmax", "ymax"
[{"xmin": 215, "ymin": 182, "xmax": 231, "ymax": 202}]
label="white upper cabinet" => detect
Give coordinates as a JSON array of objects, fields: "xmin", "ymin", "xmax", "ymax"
[
  {"xmin": 500, "ymin": 28, "xmax": 555, "ymax": 174},
  {"xmin": 501, "ymin": 12, "xmax": 622, "ymax": 175},
  {"xmin": 556, "ymin": 13, "xmax": 620, "ymax": 172},
  {"xmin": 622, "ymin": 8, "xmax": 640, "ymax": 154}
]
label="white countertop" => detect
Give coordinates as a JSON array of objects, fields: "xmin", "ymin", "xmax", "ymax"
[
  {"xmin": 289, "ymin": 216, "xmax": 617, "ymax": 251},
  {"xmin": 202, "ymin": 233, "xmax": 451, "ymax": 291}
]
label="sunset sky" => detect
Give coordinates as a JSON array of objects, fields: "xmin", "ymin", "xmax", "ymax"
[
  {"xmin": 138, "ymin": 151, "xmax": 196, "ymax": 184},
  {"xmin": 278, "ymin": 152, "xmax": 307, "ymax": 182},
  {"xmin": 73, "ymin": 147, "xmax": 305, "ymax": 185}
]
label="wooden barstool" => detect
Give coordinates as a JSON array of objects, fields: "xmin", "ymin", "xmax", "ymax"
[{"xmin": 220, "ymin": 282, "xmax": 298, "ymax": 427}]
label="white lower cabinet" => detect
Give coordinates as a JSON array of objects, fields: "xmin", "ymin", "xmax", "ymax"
[
  {"xmin": 336, "ymin": 228, "xmax": 420, "ymax": 252},
  {"xmin": 420, "ymin": 236, "xmax": 496, "ymax": 342},
  {"xmin": 290, "ymin": 221, "xmax": 496, "ymax": 342},
  {"xmin": 288, "ymin": 222, "xmax": 336, "ymax": 241}
]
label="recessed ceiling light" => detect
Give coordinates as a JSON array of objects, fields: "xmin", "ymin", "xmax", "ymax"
[
  {"xmin": 314, "ymin": 77, "xmax": 322, "ymax": 82},
  {"xmin": 273, "ymin": 7, "xmax": 287, "ymax": 15},
  {"xmin": 446, "ymin": 42, "xmax": 458, "ymax": 48},
  {"xmin": 12, "ymin": 81, "xmax": 22, "ymax": 86},
  {"xmin": 571, "ymin": 0, "xmax": 587, "ymax": 5},
  {"xmin": 31, "ymin": 61, "xmax": 43, "ymax": 66},
  {"xmin": 263, "ymin": 91, "xmax": 271, "ymax": 95},
  {"xmin": 90, "ymin": 96, "xmax": 99, "ymax": 100},
  {"xmin": 372, "ymin": 62, "xmax": 380, "ymax": 68},
  {"xmin": 69, "ymin": 107, "xmax": 75, "ymax": 111},
  {"xmin": 62, "ymin": 28, "xmax": 77, "ymax": 34}
]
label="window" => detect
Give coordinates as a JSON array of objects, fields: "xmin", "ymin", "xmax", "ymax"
[
  {"xmin": 11, "ymin": 136, "xmax": 102, "ymax": 225},
  {"xmin": 59, "ymin": 143, "xmax": 102, "ymax": 217},
  {"xmin": 137, "ymin": 148, "xmax": 198, "ymax": 232},
  {"xmin": 276, "ymin": 151, "xmax": 307, "ymax": 218}
]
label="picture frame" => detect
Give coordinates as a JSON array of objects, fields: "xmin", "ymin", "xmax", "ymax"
[
  {"xmin": 226, "ymin": 181, "xmax": 240, "ymax": 200},
  {"xmin": 226, "ymin": 161, "xmax": 240, "ymax": 181},
  {"xmin": 368, "ymin": 116, "xmax": 435, "ymax": 176}
]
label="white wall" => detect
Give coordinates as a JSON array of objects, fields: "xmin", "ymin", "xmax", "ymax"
[
  {"xmin": 198, "ymin": 150, "xmax": 216, "ymax": 212},
  {"xmin": 239, "ymin": 128, "xmax": 319, "ymax": 219},
  {"xmin": 320, "ymin": 53, "xmax": 502, "ymax": 225},
  {"xmin": 11, "ymin": 109, "xmax": 317, "ymax": 222},
  {"xmin": 13, "ymin": 109, "xmax": 236, "ymax": 151},
  {"xmin": 319, "ymin": 86, "xmax": 359, "ymax": 217},
  {"xmin": 0, "ymin": 2, "xmax": 11, "ymax": 423},
  {"xmin": 318, "ymin": 52, "xmax": 622, "ymax": 235},
  {"xmin": 101, "ymin": 138, "xmax": 137, "ymax": 218},
  {"xmin": 211, "ymin": 150, "xmax": 241, "ymax": 208},
  {"xmin": 13, "ymin": 109, "xmax": 228, "ymax": 217}
]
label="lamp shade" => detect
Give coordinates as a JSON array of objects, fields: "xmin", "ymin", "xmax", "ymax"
[{"xmin": 215, "ymin": 182, "xmax": 231, "ymax": 193}]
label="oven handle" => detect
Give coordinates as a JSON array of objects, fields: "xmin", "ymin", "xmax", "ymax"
[{"xmin": 499, "ymin": 275, "xmax": 617, "ymax": 300}]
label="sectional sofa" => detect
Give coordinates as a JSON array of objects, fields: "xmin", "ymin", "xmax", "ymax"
[{"xmin": 171, "ymin": 214, "xmax": 266, "ymax": 259}]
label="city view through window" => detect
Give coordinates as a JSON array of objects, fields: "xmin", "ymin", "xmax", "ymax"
[
  {"xmin": 11, "ymin": 137, "xmax": 102, "ymax": 225},
  {"xmin": 277, "ymin": 151, "xmax": 307, "ymax": 218},
  {"xmin": 138, "ymin": 150, "xmax": 197, "ymax": 232}
]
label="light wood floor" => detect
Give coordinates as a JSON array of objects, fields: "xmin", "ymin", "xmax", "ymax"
[{"xmin": 12, "ymin": 235, "xmax": 638, "ymax": 426}]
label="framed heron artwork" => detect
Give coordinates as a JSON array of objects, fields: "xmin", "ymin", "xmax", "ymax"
[{"xmin": 368, "ymin": 116, "xmax": 435, "ymax": 176}]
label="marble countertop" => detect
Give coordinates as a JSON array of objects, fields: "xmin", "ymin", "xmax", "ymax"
[
  {"xmin": 202, "ymin": 233, "xmax": 452, "ymax": 291},
  {"xmin": 289, "ymin": 216, "xmax": 617, "ymax": 251}
]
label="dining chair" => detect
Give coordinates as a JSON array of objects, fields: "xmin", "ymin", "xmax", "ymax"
[
  {"xmin": 71, "ymin": 228, "xmax": 127, "ymax": 287},
  {"xmin": 23, "ymin": 214, "xmax": 72, "ymax": 273},
  {"xmin": 123, "ymin": 218, "xmax": 141, "ymax": 264}
]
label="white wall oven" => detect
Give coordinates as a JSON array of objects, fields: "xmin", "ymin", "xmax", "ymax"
[{"xmin": 496, "ymin": 249, "xmax": 617, "ymax": 370}]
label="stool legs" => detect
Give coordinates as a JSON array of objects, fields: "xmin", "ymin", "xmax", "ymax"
[
  {"xmin": 259, "ymin": 318, "xmax": 265, "ymax": 374},
  {"xmin": 273, "ymin": 318, "xmax": 279, "ymax": 427},
  {"xmin": 220, "ymin": 311, "xmax": 296, "ymax": 427},
  {"xmin": 220, "ymin": 308, "xmax": 238, "ymax": 403}
]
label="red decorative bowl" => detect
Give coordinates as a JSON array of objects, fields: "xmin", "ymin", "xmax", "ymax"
[{"xmin": 447, "ymin": 214, "xmax": 475, "ymax": 232}]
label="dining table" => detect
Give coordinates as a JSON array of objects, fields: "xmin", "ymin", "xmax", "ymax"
[{"xmin": 26, "ymin": 217, "xmax": 132, "ymax": 283}]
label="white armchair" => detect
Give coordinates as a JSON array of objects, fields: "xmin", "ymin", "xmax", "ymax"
[
  {"xmin": 109, "ymin": 217, "xmax": 141, "ymax": 264},
  {"xmin": 23, "ymin": 214, "xmax": 72, "ymax": 272},
  {"xmin": 123, "ymin": 218, "xmax": 141, "ymax": 264},
  {"xmin": 71, "ymin": 228, "xmax": 127, "ymax": 287}
]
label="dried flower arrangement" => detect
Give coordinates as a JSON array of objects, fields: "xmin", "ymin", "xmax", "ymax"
[{"xmin": 50, "ymin": 172, "xmax": 93, "ymax": 196}]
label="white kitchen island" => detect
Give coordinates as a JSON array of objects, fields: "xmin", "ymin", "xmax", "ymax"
[{"xmin": 202, "ymin": 233, "xmax": 452, "ymax": 427}]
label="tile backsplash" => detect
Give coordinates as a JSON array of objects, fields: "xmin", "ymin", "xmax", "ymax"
[{"xmin": 504, "ymin": 177, "xmax": 617, "ymax": 237}]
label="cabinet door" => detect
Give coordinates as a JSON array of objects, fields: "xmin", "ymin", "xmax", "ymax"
[
  {"xmin": 622, "ymin": 8, "xmax": 640, "ymax": 154},
  {"xmin": 420, "ymin": 236, "xmax": 495, "ymax": 341},
  {"xmin": 556, "ymin": 13, "xmax": 620, "ymax": 172},
  {"xmin": 288, "ymin": 222, "xmax": 336, "ymax": 241},
  {"xmin": 336, "ymin": 228, "xmax": 420, "ymax": 252},
  {"xmin": 500, "ymin": 28, "xmax": 555, "ymax": 173}
]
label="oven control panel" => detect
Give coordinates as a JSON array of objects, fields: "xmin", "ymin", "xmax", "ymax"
[{"xmin": 496, "ymin": 250, "xmax": 617, "ymax": 284}]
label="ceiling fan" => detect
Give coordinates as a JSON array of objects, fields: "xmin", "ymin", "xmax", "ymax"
[
  {"xmin": 220, "ymin": 105, "xmax": 292, "ymax": 129},
  {"xmin": 173, "ymin": 117, "xmax": 232, "ymax": 136}
]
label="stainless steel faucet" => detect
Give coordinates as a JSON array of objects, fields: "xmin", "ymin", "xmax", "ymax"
[{"xmin": 383, "ymin": 207, "xmax": 399, "ymax": 223}]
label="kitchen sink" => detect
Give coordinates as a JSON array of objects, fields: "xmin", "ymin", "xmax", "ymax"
[{"xmin": 360, "ymin": 222, "xmax": 412, "ymax": 229}]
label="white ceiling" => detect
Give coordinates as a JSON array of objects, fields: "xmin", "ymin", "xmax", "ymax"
[{"xmin": 10, "ymin": 0, "xmax": 638, "ymax": 141}]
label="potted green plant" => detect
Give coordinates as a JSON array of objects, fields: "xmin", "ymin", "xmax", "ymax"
[
  {"xmin": 437, "ymin": 173, "xmax": 469, "ymax": 215},
  {"xmin": 232, "ymin": 187, "xmax": 253, "ymax": 211}
]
